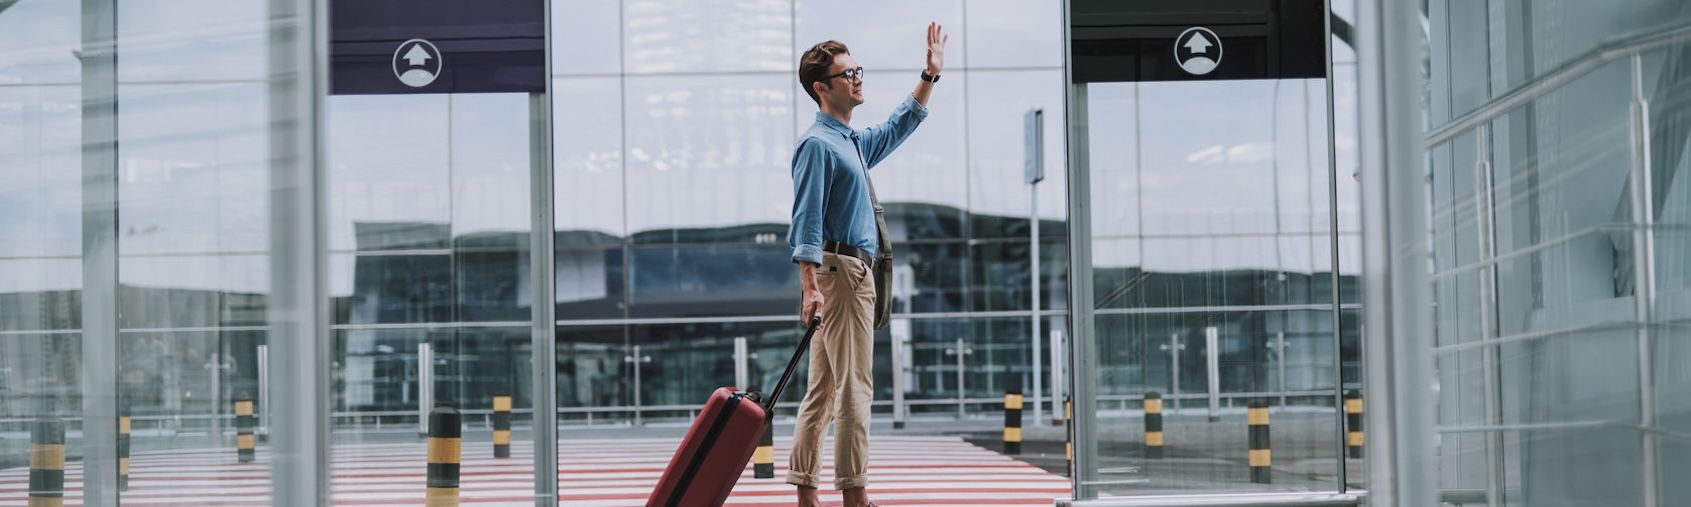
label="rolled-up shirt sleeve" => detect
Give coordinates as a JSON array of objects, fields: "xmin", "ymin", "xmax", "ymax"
[
  {"xmin": 859, "ymin": 94, "xmax": 930, "ymax": 168},
  {"xmin": 789, "ymin": 138, "xmax": 827, "ymax": 265}
]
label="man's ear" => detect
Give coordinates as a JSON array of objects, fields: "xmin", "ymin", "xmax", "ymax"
[{"xmin": 812, "ymin": 80, "xmax": 830, "ymax": 101}]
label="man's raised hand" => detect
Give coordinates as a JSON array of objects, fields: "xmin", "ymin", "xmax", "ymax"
[{"xmin": 926, "ymin": 22, "xmax": 948, "ymax": 76}]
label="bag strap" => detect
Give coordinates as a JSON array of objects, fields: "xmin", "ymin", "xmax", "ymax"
[
  {"xmin": 849, "ymin": 134, "xmax": 893, "ymax": 258},
  {"xmin": 764, "ymin": 317, "xmax": 823, "ymax": 415}
]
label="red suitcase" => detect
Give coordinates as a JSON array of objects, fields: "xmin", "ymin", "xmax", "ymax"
[{"xmin": 645, "ymin": 318, "xmax": 820, "ymax": 507}]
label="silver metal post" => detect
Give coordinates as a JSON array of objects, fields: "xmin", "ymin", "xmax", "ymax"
[
  {"xmin": 1026, "ymin": 107, "xmax": 1047, "ymax": 426},
  {"xmin": 258, "ymin": 344, "xmax": 270, "ymax": 439},
  {"xmin": 628, "ymin": 346, "xmax": 649, "ymax": 426},
  {"xmin": 1031, "ymin": 181, "xmax": 1044, "ymax": 425},
  {"xmin": 1627, "ymin": 53, "xmax": 1660, "ymax": 507},
  {"xmin": 419, "ymin": 342, "xmax": 433, "ymax": 436},
  {"xmin": 893, "ymin": 318, "xmax": 909, "ymax": 429},
  {"xmin": 78, "ymin": 0, "xmax": 120, "ymax": 499},
  {"xmin": 1357, "ymin": 0, "xmax": 1435, "ymax": 502},
  {"xmin": 734, "ymin": 336, "xmax": 749, "ymax": 389},
  {"xmin": 1206, "ymin": 326, "xmax": 1220, "ymax": 421},
  {"xmin": 1474, "ymin": 125, "xmax": 1505, "ymax": 507},
  {"xmin": 1051, "ymin": 329, "xmax": 1066, "ymax": 425},
  {"xmin": 528, "ymin": 82, "xmax": 559, "ymax": 505},
  {"xmin": 210, "ymin": 351, "xmax": 223, "ymax": 444},
  {"xmin": 1322, "ymin": 0, "xmax": 1348, "ymax": 492},
  {"xmin": 267, "ymin": 0, "xmax": 330, "ymax": 497},
  {"xmin": 955, "ymin": 337, "xmax": 971, "ymax": 419},
  {"xmin": 1276, "ymin": 331, "xmax": 1287, "ymax": 407},
  {"xmin": 1063, "ymin": 77, "xmax": 1101, "ymax": 499},
  {"xmin": 1169, "ymin": 333, "xmax": 1181, "ymax": 414}
]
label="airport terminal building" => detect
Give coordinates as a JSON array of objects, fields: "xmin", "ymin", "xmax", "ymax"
[{"xmin": 1, "ymin": 0, "xmax": 1688, "ymax": 505}]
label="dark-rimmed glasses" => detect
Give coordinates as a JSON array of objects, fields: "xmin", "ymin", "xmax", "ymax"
[{"xmin": 825, "ymin": 67, "xmax": 865, "ymax": 83}]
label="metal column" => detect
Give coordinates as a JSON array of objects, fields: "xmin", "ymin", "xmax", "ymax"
[
  {"xmin": 1357, "ymin": 0, "xmax": 1435, "ymax": 503},
  {"xmin": 1062, "ymin": 77, "xmax": 1101, "ymax": 499},
  {"xmin": 734, "ymin": 337, "xmax": 750, "ymax": 389},
  {"xmin": 1626, "ymin": 53, "xmax": 1660, "ymax": 507},
  {"xmin": 1275, "ymin": 331, "xmax": 1287, "ymax": 407},
  {"xmin": 1027, "ymin": 107, "xmax": 1046, "ymax": 427},
  {"xmin": 418, "ymin": 343, "xmax": 434, "ymax": 436},
  {"xmin": 1163, "ymin": 333, "xmax": 1182, "ymax": 414},
  {"xmin": 1031, "ymin": 188, "xmax": 1044, "ymax": 425},
  {"xmin": 529, "ymin": 82, "xmax": 559, "ymax": 504},
  {"xmin": 1205, "ymin": 326, "xmax": 1220, "ymax": 421},
  {"xmin": 1051, "ymin": 329, "xmax": 1067, "ymax": 425},
  {"xmin": 892, "ymin": 319, "xmax": 909, "ymax": 429},
  {"xmin": 267, "ymin": 0, "xmax": 331, "ymax": 499},
  {"xmin": 79, "ymin": 0, "xmax": 120, "ymax": 501},
  {"xmin": 210, "ymin": 351, "xmax": 223, "ymax": 445},
  {"xmin": 258, "ymin": 345, "xmax": 270, "ymax": 440},
  {"xmin": 1322, "ymin": 0, "xmax": 1349, "ymax": 492},
  {"xmin": 628, "ymin": 346, "xmax": 650, "ymax": 426},
  {"xmin": 1473, "ymin": 124, "xmax": 1505, "ymax": 507},
  {"xmin": 950, "ymin": 338, "xmax": 973, "ymax": 419}
]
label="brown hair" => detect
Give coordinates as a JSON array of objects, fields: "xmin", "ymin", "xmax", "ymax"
[{"xmin": 799, "ymin": 40, "xmax": 850, "ymax": 105}]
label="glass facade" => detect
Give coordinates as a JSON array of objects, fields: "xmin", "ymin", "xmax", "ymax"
[
  {"xmin": 1061, "ymin": 0, "xmax": 1366, "ymax": 500},
  {"xmin": 1420, "ymin": 1, "xmax": 1691, "ymax": 504},
  {"xmin": 1062, "ymin": 1, "xmax": 1364, "ymax": 499},
  {"xmin": 8, "ymin": 0, "xmax": 1685, "ymax": 504},
  {"xmin": 2, "ymin": 0, "xmax": 1076, "ymax": 504},
  {"xmin": 542, "ymin": 0, "xmax": 1073, "ymax": 426}
]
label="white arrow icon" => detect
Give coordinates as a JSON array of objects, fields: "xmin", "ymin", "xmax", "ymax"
[
  {"xmin": 1174, "ymin": 27, "xmax": 1222, "ymax": 76},
  {"xmin": 1184, "ymin": 32, "xmax": 1212, "ymax": 54},
  {"xmin": 402, "ymin": 43, "xmax": 432, "ymax": 66},
  {"xmin": 392, "ymin": 38, "xmax": 442, "ymax": 88}
]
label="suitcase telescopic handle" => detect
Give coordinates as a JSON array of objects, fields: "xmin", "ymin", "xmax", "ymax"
[{"xmin": 763, "ymin": 316, "xmax": 822, "ymax": 414}]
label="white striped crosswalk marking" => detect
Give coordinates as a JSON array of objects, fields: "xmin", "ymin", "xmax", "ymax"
[{"xmin": 0, "ymin": 436, "xmax": 1068, "ymax": 506}]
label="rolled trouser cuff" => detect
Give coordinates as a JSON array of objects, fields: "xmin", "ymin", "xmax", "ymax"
[
  {"xmin": 785, "ymin": 470, "xmax": 821, "ymax": 488},
  {"xmin": 834, "ymin": 473, "xmax": 868, "ymax": 490}
]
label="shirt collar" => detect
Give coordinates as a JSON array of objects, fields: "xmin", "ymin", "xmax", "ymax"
[{"xmin": 814, "ymin": 112, "xmax": 855, "ymax": 139}]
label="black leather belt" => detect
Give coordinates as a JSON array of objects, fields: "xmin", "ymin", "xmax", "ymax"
[{"xmin": 823, "ymin": 241, "xmax": 873, "ymax": 266}]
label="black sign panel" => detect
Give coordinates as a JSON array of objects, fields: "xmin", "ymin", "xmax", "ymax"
[
  {"xmin": 1070, "ymin": 0, "xmax": 1327, "ymax": 83},
  {"xmin": 331, "ymin": 0, "xmax": 545, "ymax": 95}
]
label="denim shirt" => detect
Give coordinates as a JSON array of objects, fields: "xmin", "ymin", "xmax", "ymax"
[{"xmin": 788, "ymin": 95, "xmax": 929, "ymax": 266}]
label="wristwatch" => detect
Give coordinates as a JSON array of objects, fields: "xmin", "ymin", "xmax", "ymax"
[{"xmin": 920, "ymin": 71, "xmax": 940, "ymax": 83}]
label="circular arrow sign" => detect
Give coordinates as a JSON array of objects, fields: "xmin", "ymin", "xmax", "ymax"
[
  {"xmin": 1174, "ymin": 27, "xmax": 1222, "ymax": 76},
  {"xmin": 392, "ymin": 39, "xmax": 443, "ymax": 88}
]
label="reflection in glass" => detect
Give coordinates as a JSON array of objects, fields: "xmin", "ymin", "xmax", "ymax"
[
  {"xmin": 627, "ymin": 244, "xmax": 794, "ymax": 318},
  {"xmin": 623, "ymin": 0, "xmax": 792, "ymax": 74},
  {"xmin": 623, "ymin": 74, "xmax": 794, "ymax": 237}
]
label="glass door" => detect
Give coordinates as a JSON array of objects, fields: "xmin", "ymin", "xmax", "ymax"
[{"xmin": 1066, "ymin": 75, "xmax": 1361, "ymax": 499}]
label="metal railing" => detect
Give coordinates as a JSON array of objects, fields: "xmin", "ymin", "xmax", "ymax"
[{"xmin": 1426, "ymin": 23, "xmax": 1691, "ymax": 147}]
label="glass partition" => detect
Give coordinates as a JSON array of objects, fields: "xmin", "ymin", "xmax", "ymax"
[{"xmin": 1063, "ymin": 5, "xmax": 1363, "ymax": 496}]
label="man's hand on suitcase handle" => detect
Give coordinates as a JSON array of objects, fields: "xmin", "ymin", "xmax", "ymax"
[{"xmin": 800, "ymin": 261, "xmax": 824, "ymax": 329}]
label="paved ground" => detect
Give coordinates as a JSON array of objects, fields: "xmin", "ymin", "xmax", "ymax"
[
  {"xmin": 1, "ymin": 408, "xmax": 1367, "ymax": 504},
  {"xmin": 0, "ymin": 435, "xmax": 1068, "ymax": 506}
]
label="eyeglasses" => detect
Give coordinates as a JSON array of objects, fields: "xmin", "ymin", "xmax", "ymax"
[{"xmin": 825, "ymin": 67, "xmax": 865, "ymax": 83}]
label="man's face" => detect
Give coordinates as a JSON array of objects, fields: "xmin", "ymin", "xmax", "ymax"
[{"xmin": 818, "ymin": 53, "xmax": 864, "ymax": 109}]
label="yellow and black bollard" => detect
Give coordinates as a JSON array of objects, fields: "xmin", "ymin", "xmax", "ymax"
[
  {"xmin": 1345, "ymin": 389, "xmax": 1364, "ymax": 459},
  {"xmin": 119, "ymin": 406, "xmax": 132, "ymax": 491},
  {"xmin": 1002, "ymin": 385, "xmax": 1023, "ymax": 455},
  {"xmin": 753, "ymin": 416, "xmax": 775, "ymax": 478},
  {"xmin": 30, "ymin": 418, "xmax": 65, "ymax": 507},
  {"xmin": 236, "ymin": 393, "xmax": 256, "ymax": 463},
  {"xmin": 491, "ymin": 392, "xmax": 512, "ymax": 459},
  {"xmin": 1064, "ymin": 396, "xmax": 1073, "ymax": 464},
  {"xmin": 1248, "ymin": 399, "xmax": 1271, "ymax": 484},
  {"xmin": 1144, "ymin": 391, "xmax": 1163, "ymax": 459},
  {"xmin": 427, "ymin": 405, "xmax": 461, "ymax": 507}
]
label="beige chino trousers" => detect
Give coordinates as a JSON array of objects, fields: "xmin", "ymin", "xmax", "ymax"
[{"xmin": 786, "ymin": 251, "xmax": 876, "ymax": 490}]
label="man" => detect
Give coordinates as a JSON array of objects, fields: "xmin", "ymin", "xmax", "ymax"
[{"xmin": 785, "ymin": 23, "xmax": 947, "ymax": 507}]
